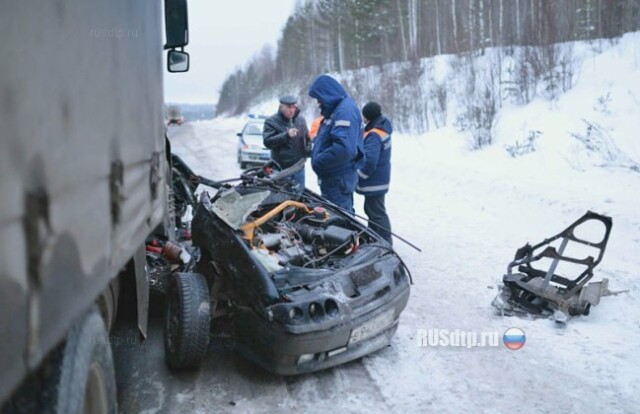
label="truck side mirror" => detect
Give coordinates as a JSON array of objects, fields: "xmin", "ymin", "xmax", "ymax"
[
  {"xmin": 167, "ymin": 50, "xmax": 189, "ymax": 73},
  {"xmin": 164, "ymin": 0, "xmax": 189, "ymax": 49}
]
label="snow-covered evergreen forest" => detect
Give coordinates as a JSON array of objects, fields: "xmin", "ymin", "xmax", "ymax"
[{"xmin": 215, "ymin": 0, "xmax": 640, "ymax": 143}]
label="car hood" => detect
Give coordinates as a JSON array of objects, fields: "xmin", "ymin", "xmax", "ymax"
[
  {"xmin": 209, "ymin": 188, "xmax": 271, "ymax": 229},
  {"xmin": 243, "ymin": 134, "xmax": 266, "ymax": 148}
]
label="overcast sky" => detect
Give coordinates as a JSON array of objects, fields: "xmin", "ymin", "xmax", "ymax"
[{"xmin": 164, "ymin": 0, "xmax": 298, "ymax": 104}]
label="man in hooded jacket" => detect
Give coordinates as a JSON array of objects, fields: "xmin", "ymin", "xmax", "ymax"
[
  {"xmin": 356, "ymin": 101, "xmax": 393, "ymax": 245},
  {"xmin": 308, "ymin": 75, "xmax": 365, "ymax": 214}
]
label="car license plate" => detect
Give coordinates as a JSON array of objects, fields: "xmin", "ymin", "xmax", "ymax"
[{"xmin": 349, "ymin": 309, "xmax": 395, "ymax": 346}]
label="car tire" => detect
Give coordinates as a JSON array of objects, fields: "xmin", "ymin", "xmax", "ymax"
[
  {"xmin": 164, "ymin": 272, "xmax": 211, "ymax": 370},
  {"xmin": 240, "ymin": 161, "xmax": 248, "ymax": 170}
]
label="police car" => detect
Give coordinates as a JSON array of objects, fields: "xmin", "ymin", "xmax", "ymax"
[{"xmin": 237, "ymin": 114, "xmax": 270, "ymax": 169}]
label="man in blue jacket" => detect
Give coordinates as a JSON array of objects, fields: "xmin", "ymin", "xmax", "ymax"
[
  {"xmin": 308, "ymin": 75, "xmax": 364, "ymax": 214},
  {"xmin": 356, "ymin": 101, "xmax": 393, "ymax": 245}
]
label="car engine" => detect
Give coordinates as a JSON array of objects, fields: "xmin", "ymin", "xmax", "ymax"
[{"xmin": 247, "ymin": 203, "xmax": 362, "ymax": 268}]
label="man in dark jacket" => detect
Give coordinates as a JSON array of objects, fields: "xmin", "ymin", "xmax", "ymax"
[
  {"xmin": 308, "ymin": 75, "xmax": 365, "ymax": 214},
  {"xmin": 263, "ymin": 95, "xmax": 310, "ymax": 188},
  {"xmin": 356, "ymin": 101, "xmax": 393, "ymax": 244}
]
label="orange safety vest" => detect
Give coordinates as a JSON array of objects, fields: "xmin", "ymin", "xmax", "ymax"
[{"xmin": 309, "ymin": 116, "xmax": 324, "ymax": 140}]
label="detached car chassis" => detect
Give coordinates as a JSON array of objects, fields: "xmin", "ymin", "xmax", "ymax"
[
  {"xmin": 158, "ymin": 158, "xmax": 411, "ymax": 374},
  {"xmin": 492, "ymin": 211, "xmax": 613, "ymax": 322}
]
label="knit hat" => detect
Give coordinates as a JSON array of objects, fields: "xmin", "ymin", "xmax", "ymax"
[{"xmin": 362, "ymin": 101, "xmax": 382, "ymax": 121}]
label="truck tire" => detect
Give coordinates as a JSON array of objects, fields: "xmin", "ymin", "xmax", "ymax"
[
  {"xmin": 1, "ymin": 308, "xmax": 116, "ymax": 414},
  {"xmin": 97, "ymin": 278, "xmax": 119, "ymax": 332},
  {"xmin": 164, "ymin": 272, "xmax": 211, "ymax": 369},
  {"xmin": 46, "ymin": 307, "xmax": 116, "ymax": 414}
]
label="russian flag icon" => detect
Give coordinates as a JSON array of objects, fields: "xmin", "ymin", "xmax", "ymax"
[{"xmin": 503, "ymin": 327, "xmax": 526, "ymax": 350}]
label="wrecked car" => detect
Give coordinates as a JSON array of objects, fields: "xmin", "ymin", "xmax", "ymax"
[
  {"xmin": 161, "ymin": 160, "xmax": 412, "ymax": 374},
  {"xmin": 492, "ymin": 211, "xmax": 613, "ymax": 323}
]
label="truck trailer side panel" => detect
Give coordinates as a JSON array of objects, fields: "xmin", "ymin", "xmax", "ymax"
[{"xmin": 0, "ymin": 0, "xmax": 167, "ymax": 401}]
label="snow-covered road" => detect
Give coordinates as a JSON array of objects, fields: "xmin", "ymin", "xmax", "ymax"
[{"xmin": 114, "ymin": 117, "xmax": 639, "ymax": 413}]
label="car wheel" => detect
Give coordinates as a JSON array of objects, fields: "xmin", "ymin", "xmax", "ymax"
[
  {"xmin": 164, "ymin": 272, "xmax": 211, "ymax": 370},
  {"xmin": 240, "ymin": 161, "xmax": 248, "ymax": 169}
]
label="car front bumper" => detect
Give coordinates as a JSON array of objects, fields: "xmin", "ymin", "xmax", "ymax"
[
  {"xmin": 239, "ymin": 149, "xmax": 270, "ymax": 164},
  {"xmin": 235, "ymin": 270, "xmax": 410, "ymax": 375}
]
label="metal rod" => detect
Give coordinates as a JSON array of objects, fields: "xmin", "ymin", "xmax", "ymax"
[{"xmin": 541, "ymin": 237, "xmax": 569, "ymax": 291}]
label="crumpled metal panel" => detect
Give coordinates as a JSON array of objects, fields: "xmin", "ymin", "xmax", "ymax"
[{"xmin": 209, "ymin": 189, "xmax": 270, "ymax": 230}]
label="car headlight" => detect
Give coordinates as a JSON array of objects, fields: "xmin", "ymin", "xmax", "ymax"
[
  {"xmin": 309, "ymin": 302, "xmax": 325, "ymax": 321},
  {"xmin": 394, "ymin": 266, "xmax": 406, "ymax": 285},
  {"xmin": 324, "ymin": 299, "xmax": 339, "ymax": 317},
  {"xmin": 288, "ymin": 306, "xmax": 303, "ymax": 321}
]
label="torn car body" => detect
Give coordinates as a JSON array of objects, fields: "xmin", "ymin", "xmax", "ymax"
[
  {"xmin": 492, "ymin": 211, "xmax": 612, "ymax": 322},
  {"xmin": 191, "ymin": 161, "xmax": 411, "ymax": 374}
]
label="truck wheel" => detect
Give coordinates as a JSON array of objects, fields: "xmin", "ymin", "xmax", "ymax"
[
  {"xmin": 164, "ymin": 272, "xmax": 211, "ymax": 369},
  {"xmin": 1, "ymin": 307, "xmax": 116, "ymax": 414},
  {"xmin": 44, "ymin": 307, "xmax": 116, "ymax": 414}
]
